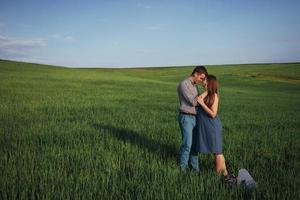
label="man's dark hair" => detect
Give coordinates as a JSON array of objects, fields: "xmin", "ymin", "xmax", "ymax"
[{"xmin": 191, "ymin": 65, "xmax": 208, "ymax": 76}]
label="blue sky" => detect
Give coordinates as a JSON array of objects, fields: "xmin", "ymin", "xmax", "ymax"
[{"xmin": 0, "ymin": 0, "xmax": 299, "ymax": 67}]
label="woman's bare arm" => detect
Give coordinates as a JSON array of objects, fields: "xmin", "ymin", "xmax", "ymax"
[
  {"xmin": 199, "ymin": 91, "xmax": 208, "ymax": 99},
  {"xmin": 197, "ymin": 94, "xmax": 219, "ymax": 118}
]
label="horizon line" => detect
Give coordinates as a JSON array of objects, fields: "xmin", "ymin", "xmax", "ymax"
[{"xmin": 1, "ymin": 58, "xmax": 300, "ymax": 69}]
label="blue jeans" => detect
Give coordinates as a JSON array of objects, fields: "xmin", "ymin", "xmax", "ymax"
[{"xmin": 178, "ymin": 113, "xmax": 199, "ymax": 172}]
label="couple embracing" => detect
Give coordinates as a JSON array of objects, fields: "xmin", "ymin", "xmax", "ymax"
[{"xmin": 177, "ymin": 66, "xmax": 228, "ymax": 178}]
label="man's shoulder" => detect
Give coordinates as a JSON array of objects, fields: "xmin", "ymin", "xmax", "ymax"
[
  {"xmin": 178, "ymin": 77, "xmax": 190, "ymax": 85},
  {"xmin": 178, "ymin": 79, "xmax": 186, "ymax": 90}
]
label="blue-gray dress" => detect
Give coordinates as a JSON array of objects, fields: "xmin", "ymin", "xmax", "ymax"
[{"xmin": 192, "ymin": 106, "xmax": 223, "ymax": 154}]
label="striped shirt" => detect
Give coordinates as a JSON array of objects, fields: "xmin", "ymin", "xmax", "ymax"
[{"xmin": 177, "ymin": 77, "xmax": 199, "ymax": 115}]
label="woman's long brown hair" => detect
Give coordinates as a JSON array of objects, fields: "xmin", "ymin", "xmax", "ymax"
[{"xmin": 204, "ymin": 75, "xmax": 218, "ymax": 108}]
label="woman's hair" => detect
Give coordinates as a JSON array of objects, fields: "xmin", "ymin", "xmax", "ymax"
[{"xmin": 204, "ymin": 75, "xmax": 218, "ymax": 108}]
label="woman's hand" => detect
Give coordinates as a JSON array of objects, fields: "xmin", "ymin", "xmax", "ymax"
[{"xmin": 197, "ymin": 95, "xmax": 205, "ymax": 106}]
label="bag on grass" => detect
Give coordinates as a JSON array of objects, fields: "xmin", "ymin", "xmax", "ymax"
[{"xmin": 237, "ymin": 168, "xmax": 257, "ymax": 189}]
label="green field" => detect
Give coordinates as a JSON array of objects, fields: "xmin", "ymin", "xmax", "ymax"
[{"xmin": 0, "ymin": 60, "xmax": 299, "ymax": 199}]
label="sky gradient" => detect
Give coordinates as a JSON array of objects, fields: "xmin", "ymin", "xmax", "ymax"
[{"xmin": 0, "ymin": 0, "xmax": 300, "ymax": 67}]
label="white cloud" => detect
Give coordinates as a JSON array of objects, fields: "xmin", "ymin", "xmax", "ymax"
[
  {"xmin": 49, "ymin": 34, "xmax": 76, "ymax": 43},
  {"xmin": 0, "ymin": 35, "xmax": 46, "ymax": 48},
  {"xmin": 0, "ymin": 34, "xmax": 47, "ymax": 59},
  {"xmin": 63, "ymin": 36, "xmax": 76, "ymax": 43}
]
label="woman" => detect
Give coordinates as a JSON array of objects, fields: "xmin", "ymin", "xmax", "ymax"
[{"xmin": 192, "ymin": 74, "xmax": 228, "ymax": 177}]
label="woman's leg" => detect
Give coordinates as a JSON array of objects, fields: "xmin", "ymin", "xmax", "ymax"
[{"xmin": 215, "ymin": 154, "xmax": 228, "ymax": 176}]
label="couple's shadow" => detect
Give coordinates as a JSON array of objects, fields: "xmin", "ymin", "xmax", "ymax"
[
  {"xmin": 92, "ymin": 123, "xmax": 178, "ymax": 162},
  {"xmin": 92, "ymin": 123, "xmax": 216, "ymax": 172}
]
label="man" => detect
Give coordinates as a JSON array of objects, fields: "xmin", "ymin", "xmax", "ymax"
[{"xmin": 177, "ymin": 65, "xmax": 207, "ymax": 173}]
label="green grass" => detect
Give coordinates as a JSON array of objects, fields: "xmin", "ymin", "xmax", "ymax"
[{"xmin": 0, "ymin": 60, "xmax": 300, "ymax": 199}]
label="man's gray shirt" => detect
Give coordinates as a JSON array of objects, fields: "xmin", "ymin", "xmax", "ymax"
[{"xmin": 177, "ymin": 77, "xmax": 199, "ymax": 115}]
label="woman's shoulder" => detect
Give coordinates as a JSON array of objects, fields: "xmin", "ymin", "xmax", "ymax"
[
  {"xmin": 215, "ymin": 93, "xmax": 219, "ymax": 100},
  {"xmin": 212, "ymin": 93, "xmax": 219, "ymax": 106}
]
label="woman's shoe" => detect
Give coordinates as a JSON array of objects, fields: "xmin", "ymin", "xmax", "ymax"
[{"xmin": 223, "ymin": 174, "xmax": 237, "ymax": 187}]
